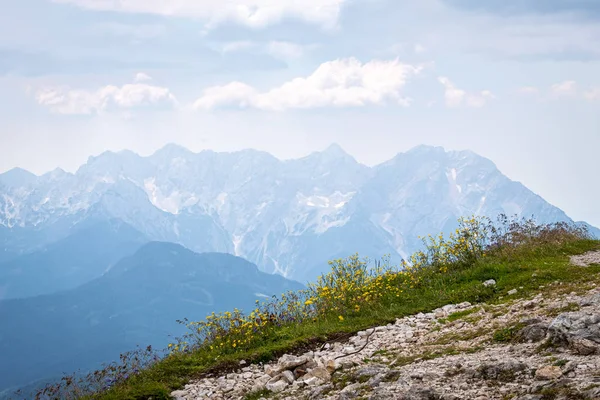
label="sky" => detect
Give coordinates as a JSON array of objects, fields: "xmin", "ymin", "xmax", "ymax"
[{"xmin": 1, "ymin": 0, "xmax": 599, "ymax": 226}]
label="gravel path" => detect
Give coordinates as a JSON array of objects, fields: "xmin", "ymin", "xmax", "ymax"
[{"xmin": 570, "ymin": 250, "xmax": 600, "ymax": 267}]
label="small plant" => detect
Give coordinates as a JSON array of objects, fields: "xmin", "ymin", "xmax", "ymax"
[
  {"xmin": 492, "ymin": 324, "xmax": 526, "ymax": 343},
  {"xmin": 25, "ymin": 345, "xmax": 163, "ymax": 400},
  {"xmin": 553, "ymin": 359, "xmax": 568, "ymax": 367},
  {"xmin": 244, "ymin": 389, "xmax": 272, "ymax": 400},
  {"xmin": 446, "ymin": 308, "xmax": 478, "ymax": 323}
]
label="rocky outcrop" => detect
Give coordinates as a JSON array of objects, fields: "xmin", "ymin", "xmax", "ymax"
[
  {"xmin": 547, "ymin": 311, "xmax": 600, "ymax": 355},
  {"xmin": 171, "ymin": 280, "xmax": 600, "ymax": 400}
]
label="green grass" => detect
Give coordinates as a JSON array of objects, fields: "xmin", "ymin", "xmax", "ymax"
[
  {"xmin": 446, "ymin": 308, "xmax": 479, "ymax": 323},
  {"xmin": 84, "ymin": 238, "xmax": 600, "ymax": 400}
]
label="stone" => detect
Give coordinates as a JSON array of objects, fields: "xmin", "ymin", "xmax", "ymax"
[
  {"xmin": 301, "ymin": 366, "xmax": 331, "ymax": 382},
  {"xmin": 483, "ymin": 279, "xmax": 496, "ymax": 287},
  {"xmin": 281, "ymin": 369, "xmax": 295, "ymax": 384},
  {"xmin": 516, "ymin": 323, "xmax": 548, "ymax": 343},
  {"xmin": 264, "ymin": 364, "xmax": 279, "ymax": 377},
  {"xmin": 354, "ymin": 365, "xmax": 388, "ymax": 379},
  {"xmin": 277, "ymin": 354, "xmax": 308, "ymax": 370},
  {"xmin": 476, "ymin": 360, "xmax": 527, "ymax": 381},
  {"xmin": 170, "ymin": 390, "xmax": 187, "ymax": 400},
  {"xmin": 308, "ymin": 383, "xmax": 334, "ymax": 400},
  {"xmin": 293, "ymin": 365, "xmax": 308, "ymax": 379},
  {"xmin": 535, "ymin": 366, "xmax": 562, "ymax": 380},
  {"xmin": 302, "ymin": 376, "xmax": 324, "ymax": 386},
  {"xmin": 570, "ymin": 337, "xmax": 598, "ymax": 355},
  {"xmin": 326, "ymin": 359, "xmax": 340, "ymax": 373},
  {"xmin": 508, "ymin": 289, "xmax": 518, "ymax": 295},
  {"xmin": 266, "ymin": 378, "xmax": 288, "ymax": 393},
  {"xmin": 400, "ymin": 386, "xmax": 440, "ymax": 400},
  {"xmin": 548, "ymin": 311, "xmax": 600, "ymax": 354}
]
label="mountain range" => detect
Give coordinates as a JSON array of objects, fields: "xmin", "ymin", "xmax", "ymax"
[{"xmin": 1, "ymin": 144, "xmax": 597, "ymax": 283}]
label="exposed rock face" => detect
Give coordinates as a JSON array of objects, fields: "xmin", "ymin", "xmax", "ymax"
[
  {"xmin": 171, "ymin": 281, "xmax": 600, "ymax": 400},
  {"xmin": 548, "ymin": 311, "xmax": 600, "ymax": 354}
]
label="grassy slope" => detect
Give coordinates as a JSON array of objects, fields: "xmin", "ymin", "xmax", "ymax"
[{"xmin": 90, "ymin": 239, "xmax": 600, "ymax": 400}]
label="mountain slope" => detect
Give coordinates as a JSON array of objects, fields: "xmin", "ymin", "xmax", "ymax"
[
  {"xmin": 0, "ymin": 144, "xmax": 595, "ymax": 281},
  {"xmin": 0, "ymin": 243, "xmax": 303, "ymax": 393},
  {"xmin": 0, "ymin": 219, "xmax": 147, "ymax": 299}
]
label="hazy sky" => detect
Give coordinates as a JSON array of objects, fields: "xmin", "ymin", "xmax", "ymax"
[{"xmin": 1, "ymin": 0, "xmax": 599, "ymax": 226}]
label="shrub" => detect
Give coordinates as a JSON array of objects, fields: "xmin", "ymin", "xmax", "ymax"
[{"xmin": 20, "ymin": 346, "xmax": 162, "ymax": 400}]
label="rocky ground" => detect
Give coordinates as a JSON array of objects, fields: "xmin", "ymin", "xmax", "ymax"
[{"xmin": 171, "ymin": 251, "xmax": 600, "ymax": 400}]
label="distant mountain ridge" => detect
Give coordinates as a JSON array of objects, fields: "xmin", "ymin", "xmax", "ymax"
[
  {"xmin": 0, "ymin": 219, "xmax": 147, "ymax": 299},
  {"xmin": 0, "ymin": 243, "xmax": 303, "ymax": 394},
  {"xmin": 1, "ymin": 144, "xmax": 597, "ymax": 281}
]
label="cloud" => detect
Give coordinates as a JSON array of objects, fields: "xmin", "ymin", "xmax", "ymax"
[
  {"xmin": 550, "ymin": 80, "xmax": 577, "ymax": 97},
  {"xmin": 519, "ymin": 81, "xmax": 600, "ymax": 101},
  {"xmin": 134, "ymin": 72, "xmax": 153, "ymax": 83},
  {"xmin": 52, "ymin": 0, "xmax": 348, "ymax": 29},
  {"xmin": 35, "ymin": 78, "xmax": 177, "ymax": 115},
  {"xmin": 414, "ymin": 43, "xmax": 427, "ymax": 54},
  {"xmin": 438, "ymin": 77, "xmax": 494, "ymax": 108},
  {"xmin": 193, "ymin": 57, "xmax": 421, "ymax": 111},
  {"xmin": 584, "ymin": 88, "xmax": 600, "ymax": 101}
]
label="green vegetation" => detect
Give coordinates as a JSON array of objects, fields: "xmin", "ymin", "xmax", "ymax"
[
  {"xmin": 545, "ymin": 302, "xmax": 581, "ymax": 317},
  {"xmin": 492, "ymin": 323, "xmax": 527, "ymax": 343},
  {"xmin": 446, "ymin": 308, "xmax": 479, "ymax": 322},
  {"xmin": 29, "ymin": 215, "xmax": 600, "ymax": 400},
  {"xmin": 243, "ymin": 389, "xmax": 272, "ymax": 400}
]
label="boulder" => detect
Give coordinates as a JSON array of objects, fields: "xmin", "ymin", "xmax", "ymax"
[
  {"xmin": 535, "ymin": 366, "xmax": 562, "ymax": 381},
  {"xmin": 548, "ymin": 311, "xmax": 600, "ymax": 354},
  {"xmin": 516, "ymin": 323, "xmax": 548, "ymax": 343}
]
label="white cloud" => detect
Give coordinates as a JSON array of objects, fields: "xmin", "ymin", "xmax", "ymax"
[
  {"xmin": 550, "ymin": 80, "xmax": 577, "ymax": 98},
  {"xmin": 52, "ymin": 0, "xmax": 347, "ymax": 29},
  {"xmin": 193, "ymin": 57, "xmax": 421, "ymax": 111},
  {"xmin": 438, "ymin": 77, "xmax": 495, "ymax": 108},
  {"xmin": 584, "ymin": 88, "xmax": 600, "ymax": 101},
  {"xmin": 35, "ymin": 79, "xmax": 177, "ymax": 115},
  {"xmin": 414, "ymin": 43, "xmax": 427, "ymax": 54},
  {"xmin": 134, "ymin": 72, "xmax": 153, "ymax": 83},
  {"xmin": 193, "ymin": 82, "xmax": 258, "ymax": 110},
  {"xmin": 518, "ymin": 82, "xmax": 599, "ymax": 101}
]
